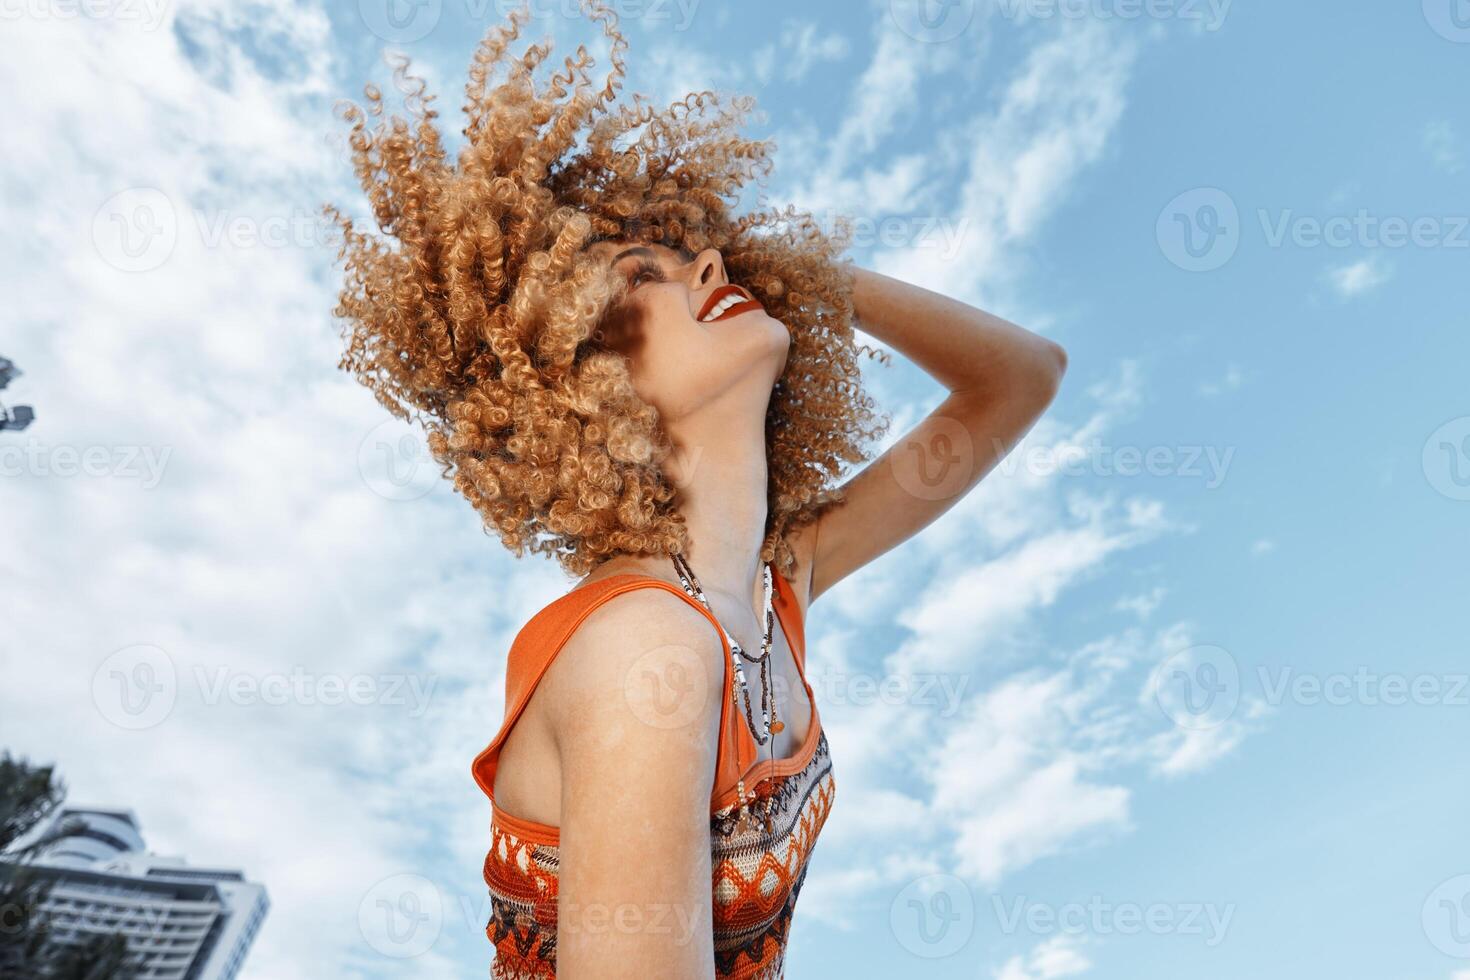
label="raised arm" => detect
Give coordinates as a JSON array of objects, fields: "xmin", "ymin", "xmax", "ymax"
[
  {"xmin": 796, "ymin": 266, "xmax": 1068, "ymax": 603},
  {"xmin": 539, "ymin": 589, "xmax": 728, "ymax": 979}
]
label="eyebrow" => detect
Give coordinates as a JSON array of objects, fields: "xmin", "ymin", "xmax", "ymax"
[{"xmin": 610, "ymin": 246, "xmax": 660, "ymax": 264}]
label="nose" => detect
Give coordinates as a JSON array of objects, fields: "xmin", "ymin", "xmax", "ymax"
[{"xmin": 687, "ymin": 248, "xmax": 727, "ymax": 289}]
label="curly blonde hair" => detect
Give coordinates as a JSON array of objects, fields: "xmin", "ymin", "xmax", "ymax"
[{"xmin": 328, "ymin": 3, "xmax": 888, "ymax": 579}]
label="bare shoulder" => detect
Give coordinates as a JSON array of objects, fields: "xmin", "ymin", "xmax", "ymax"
[
  {"xmin": 545, "ymin": 586, "xmax": 726, "ymax": 974},
  {"xmin": 537, "ymin": 585, "xmax": 727, "ymax": 773}
]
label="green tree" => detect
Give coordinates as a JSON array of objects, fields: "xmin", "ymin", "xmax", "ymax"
[{"xmin": 0, "ymin": 753, "xmax": 136, "ymax": 980}]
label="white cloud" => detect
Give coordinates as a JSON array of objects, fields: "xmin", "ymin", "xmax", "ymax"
[
  {"xmin": 0, "ymin": 6, "xmax": 536, "ymax": 977},
  {"xmin": 876, "ymin": 21, "xmax": 1139, "ymax": 304},
  {"xmin": 1325, "ymin": 256, "xmax": 1392, "ymax": 298},
  {"xmin": 1197, "ymin": 362, "xmax": 1244, "ymax": 397},
  {"xmin": 929, "ymin": 677, "xmax": 1132, "ymax": 883},
  {"xmin": 891, "ymin": 500, "xmax": 1168, "ymax": 674},
  {"xmin": 995, "ymin": 936, "xmax": 1093, "ymax": 980},
  {"xmin": 1424, "ymin": 120, "xmax": 1464, "ymax": 174},
  {"xmin": 1115, "ymin": 587, "xmax": 1166, "ymax": 619},
  {"xmin": 776, "ymin": 22, "xmax": 935, "ymax": 217},
  {"xmin": 752, "ymin": 20, "xmax": 850, "ymax": 84},
  {"xmin": 0, "ymin": 4, "xmax": 1253, "ymax": 970},
  {"xmin": 797, "ymin": 345, "xmax": 1253, "ymax": 909}
]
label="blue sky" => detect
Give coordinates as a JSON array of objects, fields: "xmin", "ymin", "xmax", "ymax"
[{"xmin": 1, "ymin": 1, "xmax": 1467, "ymax": 978}]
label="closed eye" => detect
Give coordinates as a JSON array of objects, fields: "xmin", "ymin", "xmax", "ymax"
[{"xmin": 623, "ymin": 257, "xmax": 666, "ymax": 290}]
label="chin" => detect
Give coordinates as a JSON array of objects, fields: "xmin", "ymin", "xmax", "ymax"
[{"xmin": 743, "ymin": 310, "xmax": 792, "ymax": 350}]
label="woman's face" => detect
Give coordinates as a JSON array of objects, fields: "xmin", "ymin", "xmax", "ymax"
[{"xmin": 587, "ymin": 240, "xmax": 791, "ymax": 422}]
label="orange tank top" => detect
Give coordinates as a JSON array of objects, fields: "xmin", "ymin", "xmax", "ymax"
[{"xmin": 470, "ymin": 568, "xmax": 836, "ymax": 980}]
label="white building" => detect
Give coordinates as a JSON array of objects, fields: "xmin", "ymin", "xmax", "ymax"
[{"xmin": 14, "ymin": 808, "xmax": 268, "ymax": 980}]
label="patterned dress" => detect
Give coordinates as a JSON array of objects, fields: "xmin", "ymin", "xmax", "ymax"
[{"xmin": 471, "ymin": 570, "xmax": 836, "ymax": 979}]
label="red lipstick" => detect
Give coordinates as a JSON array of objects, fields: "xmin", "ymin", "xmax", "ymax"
[{"xmin": 696, "ymin": 284, "xmax": 765, "ymax": 323}]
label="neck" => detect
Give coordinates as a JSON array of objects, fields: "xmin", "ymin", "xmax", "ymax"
[{"xmin": 663, "ymin": 403, "xmax": 770, "ymax": 615}]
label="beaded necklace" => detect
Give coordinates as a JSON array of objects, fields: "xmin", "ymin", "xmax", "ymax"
[{"xmin": 669, "ymin": 553, "xmax": 784, "ymax": 746}]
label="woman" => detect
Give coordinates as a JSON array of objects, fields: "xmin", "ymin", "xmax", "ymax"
[{"xmin": 329, "ymin": 5, "xmax": 1066, "ymax": 978}]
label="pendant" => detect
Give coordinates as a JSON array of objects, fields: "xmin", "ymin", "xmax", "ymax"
[{"xmin": 771, "ymin": 720, "xmax": 784, "ymax": 733}]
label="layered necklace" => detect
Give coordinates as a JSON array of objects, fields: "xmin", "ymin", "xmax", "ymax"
[{"xmin": 670, "ymin": 553, "xmax": 783, "ymax": 747}]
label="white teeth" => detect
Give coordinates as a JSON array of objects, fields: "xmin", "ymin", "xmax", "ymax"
[{"xmin": 701, "ymin": 293, "xmax": 744, "ymax": 321}]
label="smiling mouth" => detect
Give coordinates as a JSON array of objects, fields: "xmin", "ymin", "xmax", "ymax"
[{"xmin": 697, "ymin": 284, "xmax": 765, "ymax": 323}]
